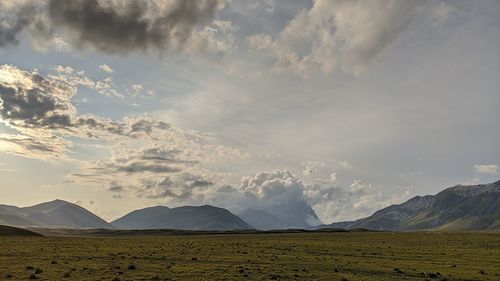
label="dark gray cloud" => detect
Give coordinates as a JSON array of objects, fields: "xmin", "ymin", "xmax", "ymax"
[
  {"xmin": 0, "ymin": 64, "xmax": 176, "ymax": 159},
  {"xmin": 72, "ymin": 143, "xmax": 218, "ymax": 201},
  {"xmin": 0, "ymin": 84, "xmax": 73, "ymax": 128},
  {"xmin": 1, "ymin": 3, "xmax": 33, "ymax": 47},
  {"xmin": 76, "ymin": 117, "xmax": 171, "ymax": 139},
  {"xmin": 0, "ymin": 65, "xmax": 173, "ymax": 136},
  {"xmin": 107, "ymin": 182, "xmax": 124, "ymax": 193},
  {"xmin": 48, "ymin": 0, "xmax": 222, "ymax": 53},
  {"xmin": 0, "ymin": 2, "xmax": 52, "ymax": 48},
  {"xmin": 0, "ymin": 9, "xmax": 30, "ymax": 48},
  {"xmin": 116, "ymin": 161, "xmax": 181, "ymax": 174},
  {"xmin": 0, "ymin": 65, "xmax": 76, "ymax": 129},
  {"xmin": 110, "ymin": 146, "xmax": 198, "ymax": 173},
  {"xmin": 1, "ymin": 0, "xmax": 224, "ymax": 54},
  {"xmin": 140, "ymin": 173, "xmax": 213, "ymax": 199},
  {"xmin": 217, "ymin": 184, "xmax": 236, "ymax": 193}
]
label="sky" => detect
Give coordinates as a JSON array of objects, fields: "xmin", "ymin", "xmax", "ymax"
[{"xmin": 0, "ymin": 0, "xmax": 499, "ymax": 223}]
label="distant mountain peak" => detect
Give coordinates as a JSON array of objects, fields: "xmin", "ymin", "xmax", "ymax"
[
  {"xmin": 320, "ymin": 180, "xmax": 500, "ymax": 231},
  {"xmin": 443, "ymin": 181, "xmax": 500, "ymax": 197},
  {"xmin": 112, "ymin": 204, "xmax": 253, "ymax": 231},
  {"xmin": 239, "ymin": 208, "xmax": 292, "ymax": 230},
  {"xmin": 141, "ymin": 205, "xmax": 170, "ymax": 210},
  {"xmin": 0, "ymin": 200, "xmax": 113, "ymax": 229},
  {"xmin": 263, "ymin": 198, "xmax": 322, "ymax": 229}
]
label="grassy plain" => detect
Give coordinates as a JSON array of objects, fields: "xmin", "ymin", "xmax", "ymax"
[{"xmin": 0, "ymin": 232, "xmax": 499, "ymax": 281}]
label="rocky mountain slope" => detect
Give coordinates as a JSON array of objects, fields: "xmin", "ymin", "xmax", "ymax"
[{"xmin": 320, "ymin": 180, "xmax": 500, "ymax": 231}]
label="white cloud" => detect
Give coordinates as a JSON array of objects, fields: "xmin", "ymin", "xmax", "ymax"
[
  {"xmin": 132, "ymin": 84, "xmax": 144, "ymax": 92},
  {"xmin": 51, "ymin": 36, "xmax": 72, "ymax": 52},
  {"xmin": 50, "ymin": 66, "xmax": 123, "ymax": 98},
  {"xmin": 304, "ymin": 179, "xmax": 411, "ymax": 223},
  {"xmin": 99, "ymin": 64, "xmax": 114, "ymax": 73},
  {"xmin": 0, "ymin": 64, "xmax": 201, "ymax": 159},
  {"xmin": 329, "ymin": 172, "xmax": 337, "ymax": 183},
  {"xmin": 185, "ymin": 20, "xmax": 239, "ymax": 60},
  {"xmin": 339, "ymin": 161, "xmax": 353, "ymax": 169},
  {"xmin": 248, "ymin": 0, "xmax": 275, "ymax": 13},
  {"xmin": 301, "ymin": 160, "xmax": 325, "ymax": 176},
  {"xmin": 0, "ymin": 0, "xmax": 227, "ymax": 56},
  {"xmin": 246, "ymin": 34, "xmax": 273, "ymax": 50},
  {"xmin": 474, "ymin": 164, "xmax": 499, "ymax": 175},
  {"xmin": 0, "ymin": 64, "xmax": 76, "ymax": 129},
  {"xmin": 71, "ymin": 131, "xmax": 250, "ymax": 204},
  {"xmin": 240, "ymin": 170, "xmax": 304, "ymax": 204},
  {"xmin": 246, "ymin": 0, "xmax": 437, "ymax": 77},
  {"xmin": 54, "ymin": 65, "xmax": 74, "ymax": 74},
  {"xmin": 430, "ymin": 2, "xmax": 454, "ymax": 23}
]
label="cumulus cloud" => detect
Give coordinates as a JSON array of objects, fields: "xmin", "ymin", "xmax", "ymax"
[
  {"xmin": 52, "ymin": 65, "xmax": 157, "ymax": 99},
  {"xmin": 74, "ymin": 147, "xmax": 409, "ymax": 224},
  {"xmin": 246, "ymin": 0, "xmax": 435, "ymax": 77},
  {"xmin": 139, "ymin": 173, "xmax": 214, "ymax": 199},
  {"xmin": 304, "ymin": 178, "xmax": 410, "ymax": 223},
  {"xmin": 54, "ymin": 65, "xmax": 74, "ymax": 74},
  {"xmin": 49, "ymin": 67, "xmax": 124, "ymax": 98},
  {"xmin": 0, "ymin": 64, "xmax": 76, "ymax": 129},
  {"xmin": 66, "ymin": 129, "xmax": 252, "ymax": 207},
  {"xmin": 0, "ymin": 132, "xmax": 71, "ymax": 159},
  {"xmin": 301, "ymin": 160, "xmax": 325, "ymax": 176},
  {"xmin": 108, "ymin": 182, "xmax": 124, "ymax": 193},
  {"xmin": 132, "ymin": 84, "xmax": 143, "ymax": 93},
  {"xmin": 240, "ymin": 170, "xmax": 304, "ymax": 204},
  {"xmin": 339, "ymin": 161, "xmax": 353, "ymax": 169},
  {"xmin": 203, "ymin": 169, "xmax": 407, "ymax": 224},
  {"xmin": 0, "ymin": 1, "xmax": 49, "ymax": 48},
  {"xmin": 48, "ymin": 0, "xmax": 224, "ymax": 53},
  {"xmin": 0, "ymin": 65, "xmax": 166, "ymax": 134},
  {"xmin": 246, "ymin": 33, "xmax": 272, "ymax": 50},
  {"xmin": 221, "ymin": 170, "xmax": 408, "ymax": 224},
  {"xmin": 0, "ymin": 64, "xmax": 182, "ymax": 158},
  {"xmin": 474, "ymin": 164, "xmax": 499, "ymax": 175},
  {"xmin": 184, "ymin": 19, "xmax": 239, "ymax": 59},
  {"xmin": 236, "ymin": 170, "xmax": 322, "ymax": 227},
  {"xmin": 217, "ymin": 184, "xmax": 236, "ymax": 193},
  {"xmin": 98, "ymin": 64, "xmax": 114, "ymax": 73},
  {"xmin": 0, "ymin": 0, "xmax": 235, "ymax": 56},
  {"xmin": 101, "ymin": 146, "xmax": 197, "ymax": 175},
  {"xmin": 72, "ymin": 143, "xmax": 231, "ymax": 202}
]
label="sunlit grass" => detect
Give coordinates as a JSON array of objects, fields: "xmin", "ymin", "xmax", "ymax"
[{"xmin": 1, "ymin": 232, "xmax": 499, "ymax": 280}]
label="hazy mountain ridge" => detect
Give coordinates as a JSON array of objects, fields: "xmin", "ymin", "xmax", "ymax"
[
  {"xmin": 239, "ymin": 209, "xmax": 292, "ymax": 230},
  {"xmin": 0, "ymin": 199, "xmax": 112, "ymax": 229},
  {"xmin": 320, "ymin": 180, "xmax": 500, "ymax": 231},
  {"xmin": 262, "ymin": 199, "xmax": 322, "ymax": 229},
  {"xmin": 112, "ymin": 205, "xmax": 253, "ymax": 231},
  {"xmin": 2, "ymin": 181, "xmax": 499, "ymax": 231}
]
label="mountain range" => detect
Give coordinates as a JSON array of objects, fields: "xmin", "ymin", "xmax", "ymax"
[
  {"xmin": 1, "ymin": 180, "xmax": 499, "ymax": 231},
  {"xmin": 319, "ymin": 180, "xmax": 500, "ymax": 231},
  {"xmin": 0, "ymin": 199, "xmax": 112, "ymax": 229},
  {"xmin": 112, "ymin": 205, "xmax": 253, "ymax": 230},
  {"xmin": 238, "ymin": 208, "xmax": 292, "ymax": 230}
]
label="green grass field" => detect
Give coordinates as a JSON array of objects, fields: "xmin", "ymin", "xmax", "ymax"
[{"xmin": 1, "ymin": 232, "xmax": 499, "ymax": 280}]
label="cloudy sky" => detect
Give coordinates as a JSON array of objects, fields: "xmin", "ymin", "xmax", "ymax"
[{"xmin": 0, "ymin": 0, "xmax": 499, "ymax": 223}]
